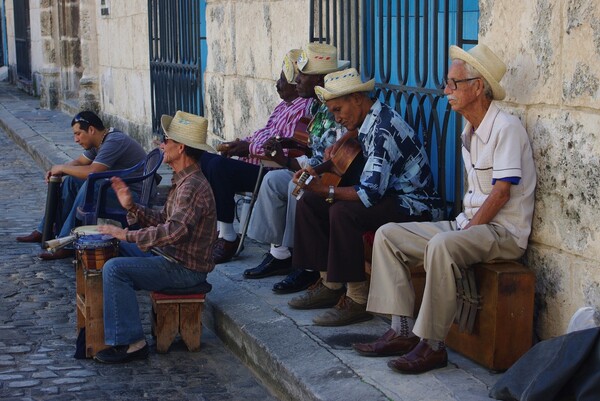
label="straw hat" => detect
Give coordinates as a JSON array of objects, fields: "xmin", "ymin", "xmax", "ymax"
[
  {"xmin": 449, "ymin": 44, "xmax": 506, "ymax": 100},
  {"xmin": 314, "ymin": 68, "xmax": 375, "ymax": 102},
  {"xmin": 297, "ymin": 43, "xmax": 350, "ymax": 75},
  {"xmin": 160, "ymin": 111, "xmax": 216, "ymax": 152},
  {"xmin": 282, "ymin": 49, "xmax": 302, "ymax": 84}
]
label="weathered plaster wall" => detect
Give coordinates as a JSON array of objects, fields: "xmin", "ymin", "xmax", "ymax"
[
  {"xmin": 481, "ymin": 0, "xmax": 600, "ymax": 338},
  {"xmin": 204, "ymin": 0, "xmax": 310, "ymax": 149},
  {"xmin": 94, "ymin": 1, "xmax": 153, "ymax": 148}
]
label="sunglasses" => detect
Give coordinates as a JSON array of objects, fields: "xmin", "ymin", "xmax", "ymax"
[{"xmin": 73, "ymin": 115, "xmax": 91, "ymax": 125}]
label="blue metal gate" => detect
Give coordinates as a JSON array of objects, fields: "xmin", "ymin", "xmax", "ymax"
[
  {"xmin": 13, "ymin": 0, "xmax": 32, "ymax": 80},
  {"xmin": 310, "ymin": 0, "xmax": 479, "ymax": 217},
  {"xmin": 148, "ymin": 0, "xmax": 207, "ymax": 134}
]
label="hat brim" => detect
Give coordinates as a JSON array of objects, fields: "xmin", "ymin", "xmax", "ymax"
[
  {"xmin": 449, "ymin": 45, "xmax": 506, "ymax": 100},
  {"xmin": 300, "ymin": 60, "xmax": 351, "ymax": 75},
  {"xmin": 160, "ymin": 115, "xmax": 216, "ymax": 153},
  {"xmin": 314, "ymin": 79, "xmax": 376, "ymax": 102}
]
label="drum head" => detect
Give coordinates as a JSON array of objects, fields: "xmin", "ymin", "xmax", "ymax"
[{"xmin": 72, "ymin": 225, "xmax": 102, "ymax": 236}]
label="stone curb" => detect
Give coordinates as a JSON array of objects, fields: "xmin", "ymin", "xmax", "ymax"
[{"xmin": 204, "ymin": 272, "xmax": 389, "ymax": 401}]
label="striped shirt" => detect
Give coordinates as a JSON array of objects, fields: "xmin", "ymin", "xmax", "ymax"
[
  {"xmin": 240, "ymin": 96, "xmax": 313, "ymax": 165},
  {"xmin": 125, "ymin": 163, "xmax": 217, "ymax": 273}
]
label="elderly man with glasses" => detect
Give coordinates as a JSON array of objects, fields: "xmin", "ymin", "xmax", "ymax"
[
  {"xmin": 16, "ymin": 111, "xmax": 147, "ymax": 260},
  {"xmin": 352, "ymin": 44, "xmax": 536, "ymax": 374}
]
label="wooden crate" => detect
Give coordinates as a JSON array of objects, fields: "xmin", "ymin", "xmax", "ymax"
[
  {"xmin": 445, "ymin": 261, "xmax": 535, "ymax": 371},
  {"xmin": 75, "ymin": 262, "xmax": 108, "ymax": 358}
]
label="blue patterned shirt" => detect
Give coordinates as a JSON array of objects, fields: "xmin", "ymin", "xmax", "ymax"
[{"xmin": 356, "ymin": 100, "xmax": 442, "ymax": 218}]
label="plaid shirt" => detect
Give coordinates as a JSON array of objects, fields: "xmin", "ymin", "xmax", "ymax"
[
  {"xmin": 125, "ymin": 163, "xmax": 217, "ymax": 273},
  {"xmin": 240, "ymin": 96, "xmax": 313, "ymax": 165}
]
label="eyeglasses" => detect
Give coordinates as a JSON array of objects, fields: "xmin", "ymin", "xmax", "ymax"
[
  {"xmin": 72, "ymin": 114, "xmax": 91, "ymax": 125},
  {"xmin": 443, "ymin": 77, "xmax": 480, "ymax": 90},
  {"xmin": 161, "ymin": 133, "xmax": 170, "ymax": 143}
]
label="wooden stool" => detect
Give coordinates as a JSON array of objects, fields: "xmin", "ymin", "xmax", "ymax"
[{"xmin": 150, "ymin": 292, "xmax": 206, "ymax": 353}]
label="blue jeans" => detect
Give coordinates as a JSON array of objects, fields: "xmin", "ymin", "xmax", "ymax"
[
  {"xmin": 38, "ymin": 176, "xmax": 135, "ymax": 239},
  {"xmin": 102, "ymin": 242, "xmax": 208, "ymax": 345}
]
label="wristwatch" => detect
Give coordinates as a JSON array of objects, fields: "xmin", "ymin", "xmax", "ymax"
[{"xmin": 325, "ymin": 185, "xmax": 335, "ymax": 204}]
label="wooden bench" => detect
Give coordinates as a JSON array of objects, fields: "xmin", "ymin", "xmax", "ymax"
[
  {"xmin": 364, "ymin": 235, "xmax": 535, "ymax": 371},
  {"xmin": 150, "ymin": 292, "xmax": 206, "ymax": 353}
]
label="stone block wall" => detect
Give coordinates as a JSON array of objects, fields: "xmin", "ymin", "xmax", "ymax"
[
  {"xmin": 93, "ymin": 0, "xmax": 153, "ymax": 148},
  {"xmin": 481, "ymin": 0, "xmax": 600, "ymax": 338},
  {"xmin": 204, "ymin": 0, "xmax": 310, "ymax": 148}
]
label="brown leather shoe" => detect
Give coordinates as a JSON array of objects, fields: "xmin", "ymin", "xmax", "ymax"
[
  {"xmin": 312, "ymin": 295, "xmax": 373, "ymax": 326},
  {"xmin": 212, "ymin": 236, "xmax": 240, "ymax": 264},
  {"xmin": 17, "ymin": 230, "xmax": 43, "ymax": 243},
  {"xmin": 288, "ymin": 279, "xmax": 345, "ymax": 310},
  {"xmin": 352, "ymin": 329, "xmax": 419, "ymax": 357},
  {"xmin": 387, "ymin": 340, "xmax": 448, "ymax": 374},
  {"xmin": 39, "ymin": 248, "xmax": 75, "ymax": 261}
]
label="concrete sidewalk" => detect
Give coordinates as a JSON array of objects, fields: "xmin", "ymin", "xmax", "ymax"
[{"xmin": 0, "ymin": 81, "xmax": 500, "ymax": 401}]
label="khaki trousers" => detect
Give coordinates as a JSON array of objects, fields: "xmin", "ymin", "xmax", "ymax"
[{"xmin": 366, "ymin": 221, "xmax": 524, "ymax": 341}]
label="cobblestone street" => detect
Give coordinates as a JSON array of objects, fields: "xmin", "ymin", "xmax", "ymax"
[{"xmin": 0, "ymin": 127, "xmax": 277, "ymax": 401}]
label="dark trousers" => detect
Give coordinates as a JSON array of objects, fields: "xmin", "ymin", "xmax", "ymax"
[
  {"xmin": 293, "ymin": 192, "xmax": 429, "ymax": 283},
  {"xmin": 199, "ymin": 152, "xmax": 264, "ymax": 223}
]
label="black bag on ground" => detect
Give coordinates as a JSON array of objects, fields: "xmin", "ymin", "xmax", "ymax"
[{"xmin": 489, "ymin": 327, "xmax": 600, "ymax": 401}]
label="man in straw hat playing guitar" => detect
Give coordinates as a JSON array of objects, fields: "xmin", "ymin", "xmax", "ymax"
[
  {"xmin": 352, "ymin": 44, "xmax": 536, "ymax": 374},
  {"xmin": 94, "ymin": 111, "xmax": 217, "ymax": 363},
  {"xmin": 243, "ymin": 42, "xmax": 351, "ymax": 290},
  {"xmin": 200, "ymin": 49, "xmax": 314, "ymax": 264},
  {"xmin": 287, "ymin": 68, "xmax": 443, "ymax": 327}
]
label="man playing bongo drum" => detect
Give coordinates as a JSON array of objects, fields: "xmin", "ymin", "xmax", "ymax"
[{"xmin": 94, "ymin": 111, "xmax": 217, "ymax": 363}]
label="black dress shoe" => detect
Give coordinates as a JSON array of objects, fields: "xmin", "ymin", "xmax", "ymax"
[
  {"xmin": 244, "ymin": 253, "xmax": 293, "ymax": 279},
  {"xmin": 272, "ymin": 269, "xmax": 319, "ymax": 294},
  {"xmin": 94, "ymin": 343, "xmax": 149, "ymax": 364}
]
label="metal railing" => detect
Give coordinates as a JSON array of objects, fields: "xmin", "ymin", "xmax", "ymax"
[
  {"xmin": 14, "ymin": 0, "xmax": 32, "ymax": 80},
  {"xmin": 148, "ymin": 0, "xmax": 207, "ymax": 134},
  {"xmin": 309, "ymin": 0, "xmax": 479, "ymax": 217}
]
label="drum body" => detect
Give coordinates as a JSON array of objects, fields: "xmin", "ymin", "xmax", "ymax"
[{"xmin": 73, "ymin": 226, "xmax": 119, "ymax": 271}]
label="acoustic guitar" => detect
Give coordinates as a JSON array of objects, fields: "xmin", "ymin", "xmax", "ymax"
[
  {"xmin": 292, "ymin": 131, "xmax": 365, "ymax": 199},
  {"xmin": 265, "ymin": 115, "xmax": 312, "ymax": 158}
]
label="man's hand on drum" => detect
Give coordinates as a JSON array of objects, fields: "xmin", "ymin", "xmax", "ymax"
[
  {"xmin": 97, "ymin": 224, "xmax": 128, "ymax": 241},
  {"xmin": 110, "ymin": 176, "xmax": 134, "ymax": 210}
]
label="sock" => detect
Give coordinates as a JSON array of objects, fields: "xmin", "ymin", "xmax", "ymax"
[
  {"xmin": 218, "ymin": 221, "xmax": 237, "ymax": 242},
  {"xmin": 391, "ymin": 315, "xmax": 416, "ymax": 337},
  {"xmin": 425, "ymin": 339, "xmax": 446, "ymax": 351},
  {"xmin": 346, "ymin": 281, "xmax": 369, "ymax": 304},
  {"xmin": 319, "ymin": 272, "xmax": 343, "ymax": 290},
  {"xmin": 270, "ymin": 244, "xmax": 291, "ymax": 260},
  {"xmin": 127, "ymin": 338, "xmax": 147, "ymax": 353}
]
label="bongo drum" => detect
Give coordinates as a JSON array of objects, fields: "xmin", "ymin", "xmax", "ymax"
[{"xmin": 73, "ymin": 225, "xmax": 119, "ymax": 272}]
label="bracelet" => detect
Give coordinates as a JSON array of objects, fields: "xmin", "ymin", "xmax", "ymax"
[{"xmin": 325, "ymin": 185, "xmax": 335, "ymax": 204}]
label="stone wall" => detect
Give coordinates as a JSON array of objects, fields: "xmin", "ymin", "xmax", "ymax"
[
  {"xmin": 204, "ymin": 0, "xmax": 310, "ymax": 148},
  {"xmin": 93, "ymin": 1, "xmax": 153, "ymax": 148},
  {"xmin": 481, "ymin": 0, "xmax": 600, "ymax": 338}
]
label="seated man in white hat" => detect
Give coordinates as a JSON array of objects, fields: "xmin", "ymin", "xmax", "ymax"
[
  {"xmin": 242, "ymin": 42, "xmax": 351, "ymax": 289},
  {"xmin": 208, "ymin": 44, "xmax": 349, "ymax": 265},
  {"xmin": 94, "ymin": 111, "xmax": 217, "ymax": 363},
  {"xmin": 288, "ymin": 68, "xmax": 443, "ymax": 327},
  {"xmin": 353, "ymin": 44, "xmax": 536, "ymax": 374}
]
